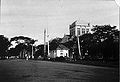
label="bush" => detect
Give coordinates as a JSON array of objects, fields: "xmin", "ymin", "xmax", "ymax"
[{"xmin": 55, "ymin": 56, "xmax": 66, "ymax": 61}]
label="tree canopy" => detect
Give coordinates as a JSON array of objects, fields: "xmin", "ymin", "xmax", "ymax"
[
  {"xmin": 79, "ymin": 25, "xmax": 119, "ymax": 60},
  {"xmin": 10, "ymin": 36, "xmax": 37, "ymax": 45},
  {"xmin": 9, "ymin": 36, "xmax": 37, "ymax": 58},
  {"xmin": 49, "ymin": 37, "xmax": 62, "ymax": 50},
  {"xmin": 34, "ymin": 44, "xmax": 44, "ymax": 58},
  {"xmin": 0, "ymin": 35, "xmax": 10, "ymax": 57}
]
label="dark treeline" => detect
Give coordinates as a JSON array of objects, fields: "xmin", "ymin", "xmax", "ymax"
[
  {"xmin": 0, "ymin": 25, "xmax": 119, "ymax": 62},
  {"xmin": 64, "ymin": 25, "xmax": 119, "ymax": 61},
  {"xmin": 79, "ymin": 25, "xmax": 119, "ymax": 61},
  {"xmin": 0, "ymin": 36, "xmax": 37, "ymax": 59}
]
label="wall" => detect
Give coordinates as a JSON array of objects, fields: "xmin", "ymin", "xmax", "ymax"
[{"xmin": 49, "ymin": 50, "xmax": 57, "ymax": 58}]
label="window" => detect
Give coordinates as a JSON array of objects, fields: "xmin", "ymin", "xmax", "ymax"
[
  {"xmin": 73, "ymin": 29, "xmax": 75, "ymax": 36},
  {"xmin": 82, "ymin": 28, "xmax": 85, "ymax": 34},
  {"xmin": 60, "ymin": 53, "xmax": 63, "ymax": 55},
  {"xmin": 70, "ymin": 29, "xmax": 73, "ymax": 35},
  {"xmin": 60, "ymin": 53, "xmax": 63, "ymax": 56},
  {"xmin": 70, "ymin": 28, "xmax": 75, "ymax": 36},
  {"xmin": 77, "ymin": 28, "xmax": 80, "ymax": 35},
  {"xmin": 86, "ymin": 29, "xmax": 89, "ymax": 33},
  {"xmin": 66, "ymin": 53, "xmax": 67, "ymax": 57}
]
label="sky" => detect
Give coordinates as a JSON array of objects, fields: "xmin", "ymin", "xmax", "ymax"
[{"xmin": 0, "ymin": 0, "xmax": 119, "ymax": 45}]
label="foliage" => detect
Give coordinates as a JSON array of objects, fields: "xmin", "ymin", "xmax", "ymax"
[
  {"xmin": 79, "ymin": 25, "xmax": 119, "ymax": 61},
  {"xmin": 10, "ymin": 36, "xmax": 37, "ymax": 45},
  {"xmin": 34, "ymin": 45, "xmax": 44, "ymax": 58},
  {"xmin": 49, "ymin": 37, "xmax": 62, "ymax": 50},
  {"xmin": 92, "ymin": 25, "xmax": 117, "ymax": 43},
  {"xmin": 63, "ymin": 36, "xmax": 80, "ymax": 60},
  {"xmin": 9, "ymin": 36, "xmax": 37, "ymax": 58},
  {"xmin": 0, "ymin": 35, "xmax": 10, "ymax": 57}
]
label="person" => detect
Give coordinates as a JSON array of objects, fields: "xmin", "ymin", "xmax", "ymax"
[{"xmin": 25, "ymin": 54, "xmax": 28, "ymax": 60}]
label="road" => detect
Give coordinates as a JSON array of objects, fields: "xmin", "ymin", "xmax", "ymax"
[{"xmin": 0, "ymin": 59, "xmax": 118, "ymax": 82}]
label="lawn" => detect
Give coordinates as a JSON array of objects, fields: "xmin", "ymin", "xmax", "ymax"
[{"xmin": 0, "ymin": 59, "xmax": 119, "ymax": 82}]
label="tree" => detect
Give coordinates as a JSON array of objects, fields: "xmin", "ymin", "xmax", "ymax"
[
  {"xmin": 8, "ymin": 48, "xmax": 17, "ymax": 57},
  {"xmin": 34, "ymin": 45, "xmax": 44, "ymax": 59},
  {"xmin": 101, "ymin": 30, "xmax": 119, "ymax": 61},
  {"xmin": 49, "ymin": 37, "xmax": 62, "ymax": 50},
  {"xmin": 78, "ymin": 25, "xmax": 119, "ymax": 61},
  {"xmin": 0, "ymin": 35, "xmax": 10, "ymax": 58},
  {"xmin": 63, "ymin": 36, "xmax": 79, "ymax": 60},
  {"xmin": 10, "ymin": 36, "xmax": 37, "ymax": 59},
  {"xmin": 79, "ymin": 33, "xmax": 94, "ymax": 59},
  {"xmin": 91, "ymin": 25, "xmax": 119, "ymax": 60}
]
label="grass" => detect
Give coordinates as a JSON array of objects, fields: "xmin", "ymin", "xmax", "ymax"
[
  {"xmin": 0, "ymin": 59, "xmax": 119, "ymax": 82},
  {"xmin": 44, "ymin": 58, "xmax": 119, "ymax": 68}
]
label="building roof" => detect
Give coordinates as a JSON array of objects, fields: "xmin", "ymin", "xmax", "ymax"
[
  {"xmin": 75, "ymin": 20, "xmax": 89, "ymax": 25},
  {"xmin": 61, "ymin": 35, "xmax": 72, "ymax": 43},
  {"xmin": 56, "ymin": 44, "xmax": 69, "ymax": 50},
  {"xmin": 70, "ymin": 20, "xmax": 90, "ymax": 29}
]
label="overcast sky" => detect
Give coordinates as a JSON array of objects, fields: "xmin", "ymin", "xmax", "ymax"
[{"xmin": 0, "ymin": 0, "xmax": 119, "ymax": 45}]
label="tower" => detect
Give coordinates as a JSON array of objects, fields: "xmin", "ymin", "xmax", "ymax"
[
  {"xmin": 44, "ymin": 28, "xmax": 50, "ymax": 59},
  {"xmin": 44, "ymin": 29, "xmax": 46, "ymax": 58}
]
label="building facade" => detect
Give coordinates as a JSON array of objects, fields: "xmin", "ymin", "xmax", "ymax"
[
  {"xmin": 69, "ymin": 20, "xmax": 92, "ymax": 36},
  {"xmin": 49, "ymin": 44, "xmax": 69, "ymax": 58}
]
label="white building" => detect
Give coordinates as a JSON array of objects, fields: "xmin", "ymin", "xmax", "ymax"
[
  {"xmin": 49, "ymin": 44, "xmax": 69, "ymax": 58},
  {"xmin": 69, "ymin": 20, "xmax": 92, "ymax": 36}
]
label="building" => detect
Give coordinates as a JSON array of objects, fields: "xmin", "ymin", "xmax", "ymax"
[
  {"xmin": 49, "ymin": 44, "xmax": 69, "ymax": 58},
  {"xmin": 49, "ymin": 20, "xmax": 92, "ymax": 59},
  {"xmin": 69, "ymin": 20, "xmax": 92, "ymax": 36}
]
